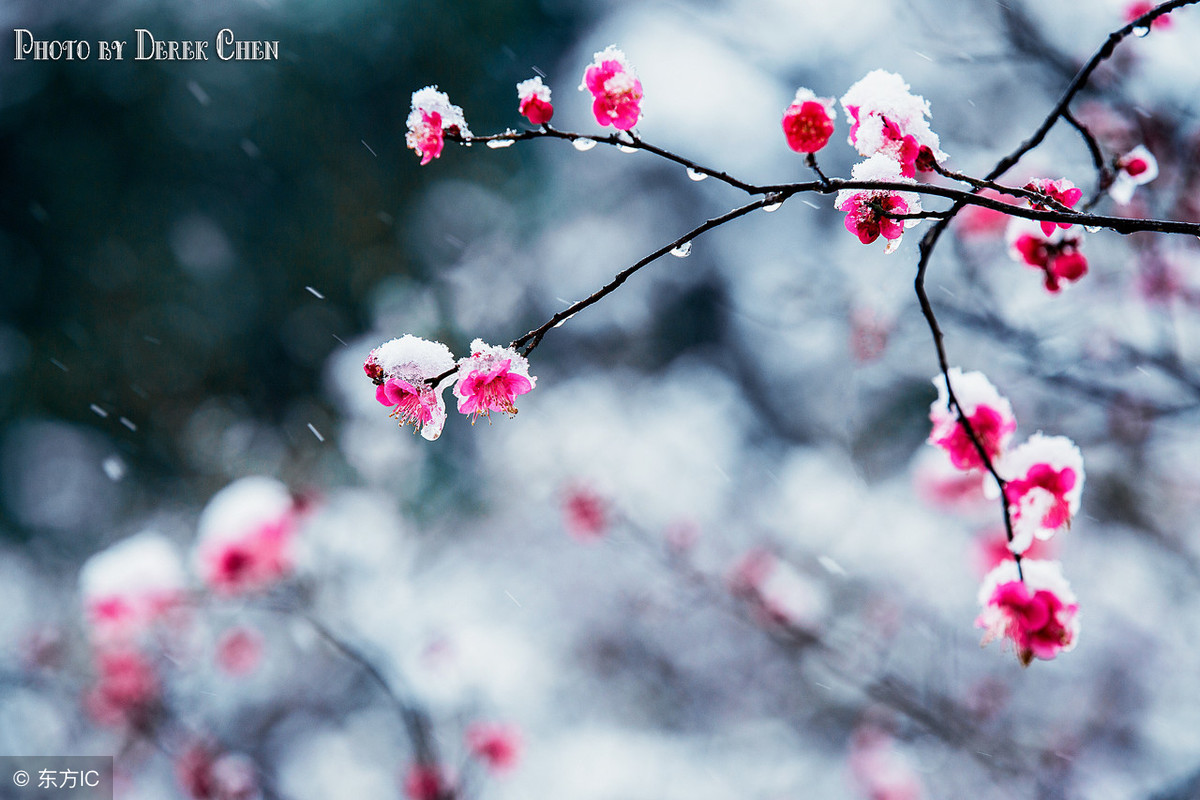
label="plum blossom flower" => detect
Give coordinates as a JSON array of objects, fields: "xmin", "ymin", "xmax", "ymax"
[
  {"xmin": 79, "ymin": 531, "xmax": 186, "ymax": 644},
  {"xmin": 402, "ymin": 764, "xmax": 451, "ymax": 800},
  {"xmin": 1126, "ymin": 1, "xmax": 1173, "ymax": 28},
  {"xmin": 781, "ymin": 88, "xmax": 835, "ymax": 154},
  {"xmin": 836, "ymin": 155, "xmax": 922, "ymax": 253},
  {"xmin": 976, "ymin": 559, "xmax": 1079, "ymax": 665},
  {"xmin": 1110, "ymin": 145, "xmax": 1159, "ymax": 205},
  {"xmin": 194, "ymin": 477, "xmax": 307, "ymax": 595},
  {"xmin": 580, "ymin": 45, "xmax": 643, "ymax": 130},
  {"xmin": 177, "ymin": 743, "xmax": 260, "ymax": 800},
  {"xmin": 215, "ymin": 627, "xmax": 263, "ymax": 676},
  {"xmin": 516, "ymin": 76, "xmax": 553, "ymax": 126},
  {"xmin": 1023, "ymin": 177, "xmax": 1082, "ymax": 236},
  {"xmin": 729, "ymin": 549, "xmax": 826, "ymax": 632},
  {"xmin": 406, "ymin": 86, "xmax": 471, "ymax": 166},
  {"xmin": 927, "ymin": 368, "xmax": 1017, "ymax": 472},
  {"xmin": 848, "ymin": 725, "xmax": 925, "ymax": 800},
  {"xmin": 840, "ymin": 69, "xmax": 946, "ymax": 177},
  {"xmin": 84, "ymin": 647, "xmax": 160, "ymax": 727},
  {"xmin": 1006, "ymin": 218, "xmax": 1088, "ymax": 293},
  {"xmin": 465, "ymin": 722, "xmax": 522, "ymax": 773},
  {"xmin": 973, "ymin": 527, "xmax": 1056, "ymax": 577},
  {"xmin": 366, "ymin": 335, "xmax": 457, "ymax": 440},
  {"xmin": 452, "ymin": 339, "xmax": 536, "ymax": 421},
  {"xmin": 563, "ymin": 484, "xmax": 608, "ymax": 541},
  {"xmin": 1000, "ymin": 433, "xmax": 1085, "ymax": 555}
]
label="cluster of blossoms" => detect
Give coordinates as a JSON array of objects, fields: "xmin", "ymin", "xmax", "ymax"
[
  {"xmin": 406, "ymin": 44, "xmax": 645, "ymax": 166},
  {"xmin": 927, "ymin": 369, "xmax": 1084, "ymax": 664},
  {"xmin": 76, "ymin": 477, "xmax": 311, "ymax": 734},
  {"xmin": 365, "ymin": 335, "xmax": 536, "ymax": 439},
  {"xmin": 783, "ymin": 70, "xmax": 943, "ymax": 253}
]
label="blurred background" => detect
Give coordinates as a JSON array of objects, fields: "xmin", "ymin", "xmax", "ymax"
[{"xmin": 3, "ymin": 0, "xmax": 1200, "ymax": 797}]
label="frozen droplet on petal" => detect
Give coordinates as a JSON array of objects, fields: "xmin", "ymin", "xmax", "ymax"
[
  {"xmin": 486, "ymin": 139, "xmax": 514, "ymax": 149},
  {"xmin": 669, "ymin": 242, "xmax": 692, "ymax": 258},
  {"xmin": 763, "ymin": 202, "xmax": 783, "ymax": 213},
  {"xmin": 1085, "ymin": 225, "xmax": 1101, "ymax": 233},
  {"xmin": 1133, "ymin": 25, "xmax": 1150, "ymax": 37},
  {"xmin": 572, "ymin": 138, "xmax": 597, "ymax": 152},
  {"xmin": 617, "ymin": 144, "xmax": 637, "ymax": 154},
  {"xmin": 686, "ymin": 168, "xmax": 708, "ymax": 182}
]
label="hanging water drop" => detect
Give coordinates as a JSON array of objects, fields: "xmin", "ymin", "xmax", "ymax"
[
  {"xmin": 1085, "ymin": 225, "xmax": 1101, "ymax": 233},
  {"xmin": 486, "ymin": 139, "xmax": 515, "ymax": 149},
  {"xmin": 572, "ymin": 138, "xmax": 597, "ymax": 152},
  {"xmin": 686, "ymin": 168, "xmax": 708, "ymax": 182},
  {"xmin": 670, "ymin": 241, "xmax": 693, "ymax": 258},
  {"xmin": 1133, "ymin": 25, "xmax": 1150, "ymax": 37},
  {"xmin": 618, "ymin": 144, "xmax": 638, "ymax": 154},
  {"xmin": 763, "ymin": 201, "xmax": 783, "ymax": 213}
]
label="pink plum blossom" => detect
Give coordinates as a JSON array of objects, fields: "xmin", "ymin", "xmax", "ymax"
[
  {"xmin": 580, "ymin": 45, "xmax": 643, "ymax": 130},
  {"xmin": 729, "ymin": 549, "xmax": 826, "ymax": 632},
  {"xmin": 848, "ymin": 724, "xmax": 925, "ymax": 800},
  {"xmin": 1023, "ymin": 177, "xmax": 1082, "ymax": 236},
  {"xmin": 1000, "ymin": 433, "xmax": 1085, "ymax": 555},
  {"xmin": 977, "ymin": 559, "xmax": 1079, "ymax": 665},
  {"xmin": 836, "ymin": 155, "xmax": 922, "ymax": 253},
  {"xmin": 406, "ymin": 86, "xmax": 471, "ymax": 166},
  {"xmin": 973, "ymin": 527, "xmax": 1056, "ymax": 577},
  {"xmin": 177, "ymin": 743, "xmax": 260, "ymax": 800},
  {"xmin": 840, "ymin": 69, "xmax": 946, "ymax": 177},
  {"xmin": 1126, "ymin": 1, "xmax": 1173, "ymax": 28},
  {"xmin": 79, "ymin": 531, "xmax": 186, "ymax": 644},
  {"xmin": 194, "ymin": 477, "xmax": 308, "ymax": 595},
  {"xmin": 781, "ymin": 88, "xmax": 835, "ymax": 154},
  {"xmin": 1110, "ymin": 144, "xmax": 1159, "ymax": 205},
  {"xmin": 928, "ymin": 368, "xmax": 1017, "ymax": 472},
  {"xmin": 464, "ymin": 721, "xmax": 522, "ymax": 773},
  {"xmin": 402, "ymin": 764, "xmax": 451, "ymax": 800},
  {"xmin": 215, "ymin": 627, "xmax": 263, "ymax": 676},
  {"xmin": 516, "ymin": 76, "xmax": 553, "ymax": 126},
  {"xmin": 563, "ymin": 485, "xmax": 608, "ymax": 541},
  {"xmin": 452, "ymin": 339, "xmax": 536, "ymax": 421},
  {"xmin": 367, "ymin": 335, "xmax": 457, "ymax": 440},
  {"xmin": 84, "ymin": 647, "xmax": 160, "ymax": 727},
  {"xmin": 1006, "ymin": 217, "xmax": 1089, "ymax": 293}
]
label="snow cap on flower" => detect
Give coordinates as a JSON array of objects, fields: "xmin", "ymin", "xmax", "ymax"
[
  {"xmin": 840, "ymin": 69, "xmax": 945, "ymax": 176},
  {"xmin": 781, "ymin": 88, "xmax": 835, "ymax": 154},
  {"xmin": 1110, "ymin": 145, "xmax": 1159, "ymax": 205},
  {"xmin": 976, "ymin": 558, "xmax": 1079, "ymax": 665},
  {"xmin": 194, "ymin": 476, "xmax": 304, "ymax": 595},
  {"xmin": 1024, "ymin": 178, "xmax": 1082, "ymax": 236},
  {"xmin": 452, "ymin": 338, "xmax": 536, "ymax": 421},
  {"xmin": 580, "ymin": 45, "xmax": 643, "ymax": 130},
  {"xmin": 517, "ymin": 76, "xmax": 554, "ymax": 126},
  {"xmin": 80, "ymin": 531, "xmax": 186, "ymax": 642},
  {"xmin": 1000, "ymin": 433, "xmax": 1084, "ymax": 554},
  {"xmin": 835, "ymin": 155, "xmax": 922, "ymax": 253},
  {"xmin": 928, "ymin": 368, "xmax": 1017, "ymax": 472},
  {"xmin": 1005, "ymin": 218, "xmax": 1088, "ymax": 293},
  {"xmin": 370, "ymin": 335, "xmax": 457, "ymax": 440},
  {"xmin": 406, "ymin": 86, "xmax": 471, "ymax": 166}
]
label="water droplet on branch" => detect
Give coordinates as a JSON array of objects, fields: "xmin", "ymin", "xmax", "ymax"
[
  {"xmin": 617, "ymin": 145, "xmax": 637, "ymax": 154},
  {"xmin": 686, "ymin": 168, "xmax": 708, "ymax": 182},
  {"xmin": 670, "ymin": 242, "xmax": 692, "ymax": 258},
  {"xmin": 572, "ymin": 139, "xmax": 597, "ymax": 152},
  {"xmin": 1133, "ymin": 25, "xmax": 1150, "ymax": 37},
  {"xmin": 486, "ymin": 139, "xmax": 515, "ymax": 149},
  {"xmin": 763, "ymin": 201, "xmax": 783, "ymax": 213},
  {"xmin": 1085, "ymin": 225, "xmax": 1101, "ymax": 233}
]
